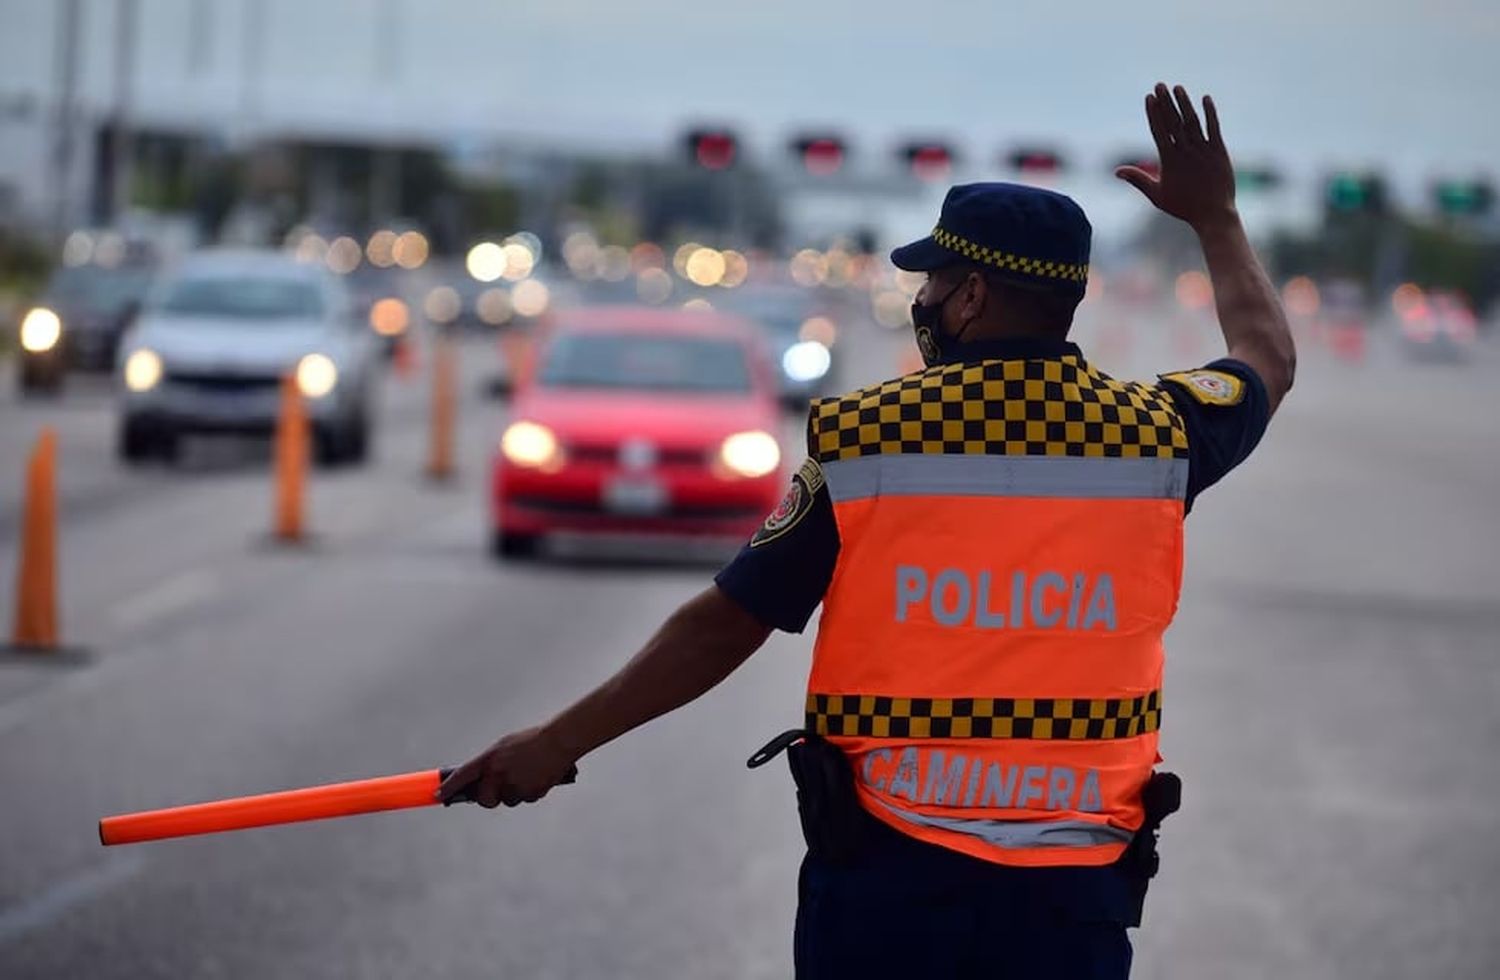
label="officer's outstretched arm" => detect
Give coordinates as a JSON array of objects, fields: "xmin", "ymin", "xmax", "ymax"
[
  {"xmin": 545, "ymin": 585, "xmax": 770, "ymax": 757},
  {"xmin": 438, "ymin": 586, "xmax": 770, "ymax": 808},
  {"xmin": 1116, "ymin": 83, "xmax": 1297, "ymax": 413}
]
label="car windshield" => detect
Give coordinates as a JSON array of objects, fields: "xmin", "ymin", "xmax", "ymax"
[
  {"xmin": 539, "ymin": 333, "xmax": 751, "ymax": 394},
  {"xmin": 158, "ymin": 276, "xmax": 324, "ymax": 319},
  {"xmin": 46, "ymin": 266, "xmax": 155, "ymax": 314}
]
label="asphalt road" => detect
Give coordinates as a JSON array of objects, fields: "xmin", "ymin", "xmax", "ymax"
[{"xmin": 1, "ymin": 288, "xmax": 1497, "ymax": 979}]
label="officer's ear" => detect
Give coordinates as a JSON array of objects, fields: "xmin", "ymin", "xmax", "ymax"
[{"xmin": 959, "ymin": 270, "xmax": 990, "ymax": 321}]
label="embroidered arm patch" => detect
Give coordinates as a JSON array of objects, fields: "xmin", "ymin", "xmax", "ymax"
[
  {"xmin": 1160, "ymin": 369, "xmax": 1245, "ymax": 406},
  {"xmin": 750, "ymin": 458, "xmax": 824, "ymax": 547}
]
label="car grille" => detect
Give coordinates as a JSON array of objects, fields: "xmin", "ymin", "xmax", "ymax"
[
  {"xmin": 512, "ymin": 497, "xmax": 761, "ymax": 520},
  {"xmin": 166, "ymin": 371, "xmax": 282, "ymax": 394},
  {"xmin": 567, "ymin": 442, "xmax": 709, "ymax": 467}
]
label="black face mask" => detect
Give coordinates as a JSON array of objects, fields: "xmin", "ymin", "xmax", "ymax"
[{"xmin": 909, "ymin": 280, "xmax": 967, "ymax": 368}]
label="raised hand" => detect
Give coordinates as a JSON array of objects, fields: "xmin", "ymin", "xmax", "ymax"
[{"xmin": 1116, "ymin": 83, "xmax": 1237, "ymax": 231}]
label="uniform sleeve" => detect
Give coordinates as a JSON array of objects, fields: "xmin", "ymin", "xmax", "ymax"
[
  {"xmin": 1158, "ymin": 358, "xmax": 1271, "ymax": 511},
  {"xmin": 713, "ymin": 457, "xmax": 840, "ymax": 634}
]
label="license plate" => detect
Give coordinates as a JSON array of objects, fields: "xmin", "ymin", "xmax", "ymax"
[{"xmin": 603, "ymin": 478, "xmax": 667, "ymax": 515}]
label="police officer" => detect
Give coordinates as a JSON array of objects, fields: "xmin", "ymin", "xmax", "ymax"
[{"xmin": 439, "ymin": 83, "xmax": 1295, "ymax": 978}]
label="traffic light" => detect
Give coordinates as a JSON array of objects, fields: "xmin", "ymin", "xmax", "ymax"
[
  {"xmin": 792, "ymin": 135, "xmax": 847, "ymax": 176},
  {"xmin": 1433, "ymin": 178, "xmax": 1494, "ymax": 216},
  {"xmin": 1006, "ymin": 148, "xmax": 1065, "ymax": 176},
  {"xmin": 685, "ymin": 128, "xmax": 738, "ymax": 171},
  {"xmin": 1325, "ymin": 172, "xmax": 1386, "ymax": 214},
  {"xmin": 901, "ymin": 142, "xmax": 956, "ymax": 181},
  {"xmin": 1235, "ymin": 165, "xmax": 1283, "ymax": 193}
]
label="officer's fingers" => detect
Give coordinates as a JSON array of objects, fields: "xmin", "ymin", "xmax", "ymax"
[
  {"xmin": 475, "ymin": 776, "xmax": 506, "ymax": 809},
  {"xmin": 1173, "ymin": 85, "xmax": 1205, "ymax": 143},
  {"xmin": 1203, "ymin": 95, "xmax": 1227, "ymax": 151},
  {"xmin": 1143, "ymin": 94, "xmax": 1172, "ymax": 154},
  {"xmin": 1114, "ymin": 166, "xmax": 1161, "ymax": 204},
  {"xmin": 1152, "ymin": 82, "xmax": 1183, "ymax": 141},
  {"xmin": 437, "ymin": 761, "xmax": 481, "ymax": 803}
]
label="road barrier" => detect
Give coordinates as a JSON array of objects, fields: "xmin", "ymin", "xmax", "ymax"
[
  {"xmin": 273, "ymin": 375, "xmax": 309, "ymax": 542},
  {"xmin": 6, "ymin": 427, "xmax": 61, "ymax": 652},
  {"xmin": 426, "ymin": 333, "xmax": 457, "ymax": 481}
]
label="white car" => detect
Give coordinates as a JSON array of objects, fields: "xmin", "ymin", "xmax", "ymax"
[{"xmin": 116, "ymin": 249, "xmax": 379, "ymax": 465}]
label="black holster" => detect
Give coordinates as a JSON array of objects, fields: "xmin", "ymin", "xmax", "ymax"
[
  {"xmin": 1116, "ymin": 771, "xmax": 1183, "ymax": 923},
  {"xmin": 748, "ymin": 729, "xmax": 871, "ymax": 864}
]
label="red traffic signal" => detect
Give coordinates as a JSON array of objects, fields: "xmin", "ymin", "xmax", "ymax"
[
  {"xmin": 686, "ymin": 129, "xmax": 738, "ymax": 171},
  {"xmin": 1007, "ymin": 148, "xmax": 1066, "ymax": 175},
  {"xmin": 902, "ymin": 142, "xmax": 955, "ymax": 181},
  {"xmin": 793, "ymin": 135, "xmax": 846, "ymax": 176}
]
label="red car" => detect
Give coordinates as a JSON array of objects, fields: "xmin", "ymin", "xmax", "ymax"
[{"xmin": 491, "ymin": 306, "xmax": 787, "ymax": 558}]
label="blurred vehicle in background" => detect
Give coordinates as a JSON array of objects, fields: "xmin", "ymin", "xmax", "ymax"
[
  {"xmin": 717, "ymin": 286, "xmax": 840, "ymax": 410},
  {"xmin": 116, "ymin": 249, "xmax": 379, "ymax": 465},
  {"xmin": 345, "ymin": 263, "xmax": 410, "ymax": 356},
  {"xmin": 492, "ymin": 307, "xmax": 785, "ymax": 558},
  {"xmin": 1398, "ymin": 290, "xmax": 1477, "ymax": 363},
  {"xmin": 16, "ymin": 249, "xmax": 159, "ymax": 393}
]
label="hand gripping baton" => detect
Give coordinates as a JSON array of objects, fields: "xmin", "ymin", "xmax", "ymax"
[{"xmin": 98, "ymin": 765, "xmax": 578, "ymax": 846}]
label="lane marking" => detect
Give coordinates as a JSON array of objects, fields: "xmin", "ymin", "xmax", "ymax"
[
  {"xmin": 0, "ymin": 851, "xmax": 146, "ymax": 947},
  {"xmin": 110, "ymin": 569, "xmax": 221, "ymax": 630}
]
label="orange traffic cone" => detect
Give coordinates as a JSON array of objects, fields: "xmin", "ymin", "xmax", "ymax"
[
  {"xmin": 7, "ymin": 427, "xmax": 62, "ymax": 652},
  {"xmin": 392, "ymin": 335, "xmax": 417, "ymax": 379},
  {"xmin": 272, "ymin": 375, "xmax": 309, "ymax": 542},
  {"xmin": 426, "ymin": 334, "xmax": 457, "ymax": 481}
]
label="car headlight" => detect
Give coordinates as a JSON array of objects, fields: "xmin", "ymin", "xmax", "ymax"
[
  {"xmin": 720, "ymin": 431, "xmax": 781, "ymax": 479},
  {"xmin": 123, "ymin": 349, "xmax": 163, "ymax": 392},
  {"xmin": 501, "ymin": 421, "xmax": 563, "ymax": 470},
  {"xmin": 296, "ymin": 353, "xmax": 339, "ymax": 398},
  {"xmin": 20, "ymin": 307, "xmax": 62, "ymax": 353},
  {"xmin": 782, "ymin": 341, "xmax": 831, "ymax": 383}
]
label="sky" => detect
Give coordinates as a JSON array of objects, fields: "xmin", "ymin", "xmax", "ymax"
[{"xmin": 0, "ymin": 0, "xmax": 1496, "ymax": 235}]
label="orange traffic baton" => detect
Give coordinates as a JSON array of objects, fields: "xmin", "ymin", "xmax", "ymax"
[{"xmin": 99, "ymin": 765, "xmax": 578, "ymax": 845}]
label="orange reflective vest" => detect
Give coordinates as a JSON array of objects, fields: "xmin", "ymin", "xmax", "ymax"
[{"xmin": 806, "ymin": 354, "xmax": 1189, "ymax": 867}]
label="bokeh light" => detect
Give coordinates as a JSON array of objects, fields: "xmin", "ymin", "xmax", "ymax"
[
  {"xmin": 685, "ymin": 247, "xmax": 727, "ymax": 287},
  {"xmin": 477, "ymin": 287, "xmax": 513, "ymax": 325},
  {"xmin": 789, "ymin": 249, "xmax": 829, "ymax": 287},
  {"xmin": 366, "ymin": 230, "xmax": 397, "ymax": 268},
  {"xmin": 369, "ymin": 297, "xmax": 410, "ymax": 336},
  {"xmin": 423, "ymin": 286, "xmax": 461, "ymax": 324},
  {"xmin": 62, "ymin": 231, "xmax": 93, "ymax": 266},
  {"xmin": 502, "ymin": 242, "xmax": 536, "ymax": 281},
  {"xmin": 467, "ymin": 242, "xmax": 506, "ymax": 282},
  {"xmin": 719, "ymin": 250, "xmax": 749, "ymax": 288},
  {"xmin": 597, "ymin": 245, "xmax": 632, "ymax": 282},
  {"xmin": 799, "ymin": 315, "xmax": 838, "ymax": 347},
  {"xmin": 393, "ymin": 231, "xmax": 429, "ymax": 270},
  {"xmin": 637, "ymin": 268, "xmax": 673, "ymax": 304},
  {"xmin": 1282, "ymin": 276, "xmax": 1321, "ymax": 318},
  {"xmin": 511, "ymin": 278, "xmax": 551, "ymax": 317},
  {"xmin": 326, "ymin": 236, "xmax": 363, "ymax": 274},
  {"xmin": 682, "ymin": 298, "xmax": 714, "ymax": 312},
  {"xmin": 631, "ymin": 242, "xmax": 666, "ymax": 272},
  {"xmin": 294, "ymin": 234, "xmax": 330, "ymax": 265},
  {"xmin": 1174, "ymin": 270, "xmax": 1214, "ymax": 311}
]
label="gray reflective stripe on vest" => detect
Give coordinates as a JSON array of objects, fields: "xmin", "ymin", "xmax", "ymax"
[
  {"xmin": 823, "ymin": 454, "xmax": 1189, "ymax": 502},
  {"xmin": 872, "ymin": 797, "xmax": 1134, "ymax": 849}
]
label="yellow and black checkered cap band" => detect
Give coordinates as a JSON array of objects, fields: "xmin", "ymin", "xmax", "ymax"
[
  {"xmin": 806, "ymin": 691, "xmax": 1162, "ymax": 740},
  {"xmin": 932, "ymin": 226, "xmax": 1088, "ymax": 284},
  {"xmin": 810, "ymin": 357, "xmax": 1188, "ymax": 463}
]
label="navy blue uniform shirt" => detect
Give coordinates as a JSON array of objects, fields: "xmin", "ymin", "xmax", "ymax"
[{"xmin": 716, "ymin": 337, "xmax": 1270, "ymax": 634}]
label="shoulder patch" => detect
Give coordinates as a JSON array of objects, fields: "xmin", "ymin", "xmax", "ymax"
[
  {"xmin": 1160, "ymin": 369, "xmax": 1245, "ymax": 406},
  {"xmin": 750, "ymin": 459, "xmax": 823, "ymax": 548}
]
